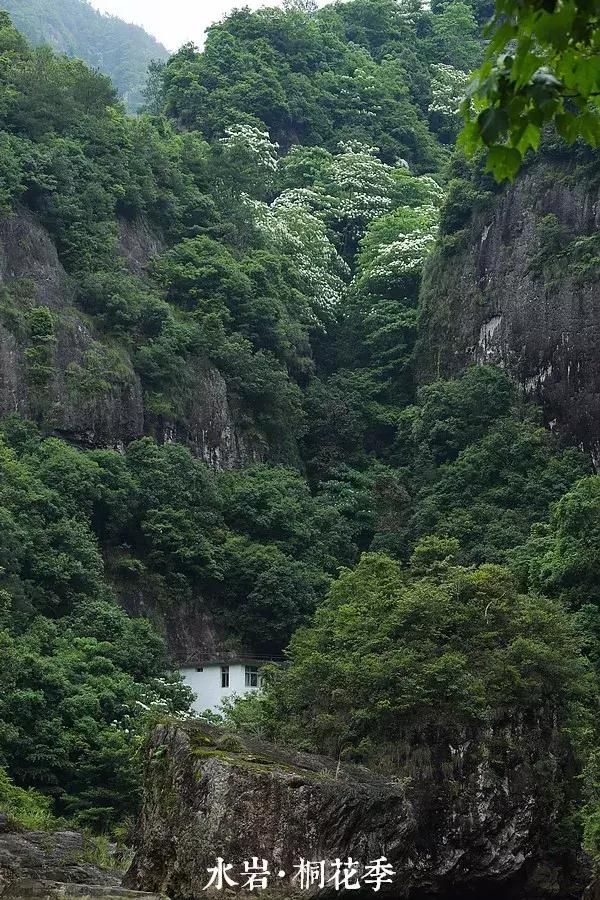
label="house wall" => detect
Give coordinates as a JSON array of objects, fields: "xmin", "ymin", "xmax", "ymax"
[{"xmin": 179, "ymin": 663, "xmax": 261, "ymax": 714}]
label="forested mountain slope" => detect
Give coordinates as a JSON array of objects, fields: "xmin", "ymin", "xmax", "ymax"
[
  {"xmin": 0, "ymin": 0, "xmax": 167, "ymax": 110},
  {"xmin": 0, "ymin": 1, "xmax": 599, "ymax": 885},
  {"xmin": 0, "ymin": 0, "xmax": 480, "ymax": 465},
  {"xmin": 0, "ymin": 0, "xmax": 482, "ymax": 829}
]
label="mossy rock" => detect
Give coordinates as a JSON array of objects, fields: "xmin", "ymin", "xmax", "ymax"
[{"xmin": 215, "ymin": 733, "xmax": 244, "ymax": 753}]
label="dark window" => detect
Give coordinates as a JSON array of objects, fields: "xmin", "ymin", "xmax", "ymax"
[
  {"xmin": 245, "ymin": 665, "xmax": 259, "ymax": 688},
  {"xmin": 221, "ymin": 666, "xmax": 229, "ymax": 688}
]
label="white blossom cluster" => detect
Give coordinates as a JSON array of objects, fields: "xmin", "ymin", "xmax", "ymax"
[
  {"xmin": 412, "ymin": 173, "xmax": 446, "ymax": 203},
  {"xmin": 109, "ymin": 677, "xmax": 195, "ymax": 733},
  {"xmin": 328, "ymin": 143, "xmax": 398, "ymax": 233},
  {"xmin": 220, "ymin": 124, "xmax": 280, "ymax": 172},
  {"xmin": 354, "ymin": 199, "xmax": 441, "ymax": 294},
  {"xmin": 249, "ymin": 194, "xmax": 349, "ymax": 316},
  {"xmin": 230, "ymin": 135, "xmax": 446, "ymax": 312},
  {"xmin": 367, "ymin": 230, "xmax": 438, "ymax": 279},
  {"xmin": 273, "ymin": 187, "xmax": 330, "ymax": 216},
  {"xmin": 428, "ymin": 64, "xmax": 470, "ymax": 117}
]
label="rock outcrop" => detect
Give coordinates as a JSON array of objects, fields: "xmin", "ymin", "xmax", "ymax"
[
  {"xmin": 0, "ymin": 211, "xmax": 144, "ymax": 449},
  {"xmin": 0, "ymin": 814, "xmax": 165, "ymax": 898},
  {"xmin": 110, "ymin": 559, "xmax": 225, "ymax": 664},
  {"xmin": 417, "ymin": 156, "xmax": 600, "ymax": 461},
  {"xmin": 125, "ymin": 722, "xmax": 588, "ymax": 900},
  {"xmin": 118, "ymin": 218, "xmax": 164, "ymax": 277},
  {"xmin": 145, "ymin": 361, "xmax": 264, "ymax": 470},
  {"xmin": 0, "ymin": 209, "xmax": 264, "ymax": 467}
]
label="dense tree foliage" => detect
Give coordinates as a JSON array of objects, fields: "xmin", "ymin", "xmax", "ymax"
[
  {"xmin": 0, "ymin": 2, "xmax": 468, "ymax": 455},
  {"xmin": 0, "ymin": 430, "xmax": 192, "ymax": 830},
  {"xmin": 156, "ymin": 0, "xmax": 480, "ymax": 163},
  {"xmin": 0, "ymin": 417, "xmax": 369, "ymax": 828},
  {"xmin": 244, "ymin": 553, "xmax": 592, "ymax": 764},
  {"xmin": 461, "ymin": 0, "xmax": 600, "ymax": 180},
  {"xmin": 0, "ymin": 0, "xmax": 168, "ymax": 112}
]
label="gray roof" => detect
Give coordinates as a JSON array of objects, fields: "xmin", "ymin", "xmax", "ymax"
[{"xmin": 179, "ymin": 654, "xmax": 285, "ymax": 668}]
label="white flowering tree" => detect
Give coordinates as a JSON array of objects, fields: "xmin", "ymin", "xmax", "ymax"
[
  {"xmin": 284, "ymin": 142, "xmax": 444, "ymax": 261},
  {"xmin": 355, "ymin": 202, "xmax": 441, "ymax": 296},
  {"xmin": 283, "ymin": 0, "xmax": 318, "ymax": 11},
  {"xmin": 428, "ymin": 63, "xmax": 470, "ymax": 138},
  {"xmin": 344, "ymin": 172, "xmax": 445, "ymax": 385},
  {"xmin": 323, "ymin": 142, "xmax": 398, "ymax": 250},
  {"xmin": 109, "ymin": 675, "xmax": 196, "ymax": 745},
  {"xmin": 220, "ymin": 129, "xmax": 443, "ymax": 336},
  {"xmin": 249, "ymin": 192, "xmax": 350, "ymax": 322},
  {"xmin": 219, "ymin": 124, "xmax": 280, "ymax": 197}
]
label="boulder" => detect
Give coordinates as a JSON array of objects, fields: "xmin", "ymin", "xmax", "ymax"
[{"xmin": 125, "ymin": 722, "xmax": 588, "ymax": 900}]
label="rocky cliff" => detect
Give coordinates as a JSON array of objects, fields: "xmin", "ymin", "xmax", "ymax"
[
  {"xmin": 0, "ymin": 209, "xmax": 263, "ymax": 468},
  {"xmin": 0, "ymin": 211, "xmax": 144, "ymax": 448},
  {"xmin": 125, "ymin": 722, "xmax": 588, "ymax": 900},
  {"xmin": 110, "ymin": 558, "xmax": 226, "ymax": 664},
  {"xmin": 585, "ymin": 879, "xmax": 600, "ymax": 900},
  {"xmin": 417, "ymin": 156, "xmax": 600, "ymax": 462}
]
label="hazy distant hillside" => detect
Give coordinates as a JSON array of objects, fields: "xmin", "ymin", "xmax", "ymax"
[{"xmin": 0, "ymin": 0, "xmax": 168, "ymax": 110}]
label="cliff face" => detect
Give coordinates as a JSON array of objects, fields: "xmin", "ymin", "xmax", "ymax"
[
  {"xmin": 111, "ymin": 560, "xmax": 225, "ymax": 664},
  {"xmin": 0, "ymin": 212, "xmax": 144, "ymax": 448},
  {"xmin": 418, "ymin": 159, "xmax": 600, "ymax": 462},
  {"xmin": 148, "ymin": 361, "xmax": 264, "ymax": 470},
  {"xmin": 125, "ymin": 721, "xmax": 588, "ymax": 900},
  {"xmin": 0, "ymin": 210, "xmax": 263, "ymax": 468}
]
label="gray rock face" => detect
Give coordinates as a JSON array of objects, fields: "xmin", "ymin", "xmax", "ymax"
[
  {"xmin": 125, "ymin": 722, "xmax": 587, "ymax": 900},
  {"xmin": 146, "ymin": 362, "xmax": 265, "ymax": 470},
  {"xmin": 0, "ymin": 826, "xmax": 118, "ymax": 894},
  {"xmin": 112, "ymin": 567, "xmax": 224, "ymax": 664},
  {"xmin": 0, "ymin": 212, "xmax": 73, "ymax": 312},
  {"xmin": 118, "ymin": 218, "xmax": 163, "ymax": 277},
  {"xmin": 0, "ymin": 308, "xmax": 145, "ymax": 451},
  {"xmin": 585, "ymin": 876, "xmax": 600, "ymax": 900},
  {"xmin": 417, "ymin": 159, "xmax": 600, "ymax": 461},
  {"xmin": 0, "ymin": 210, "xmax": 144, "ymax": 448},
  {"xmin": 0, "ymin": 819, "xmax": 167, "ymax": 899},
  {"xmin": 0, "ymin": 210, "xmax": 264, "ymax": 467}
]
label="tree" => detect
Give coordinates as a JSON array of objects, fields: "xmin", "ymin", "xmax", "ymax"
[
  {"xmin": 0, "ymin": 434, "xmax": 192, "ymax": 830},
  {"xmin": 513, "ymin": 475, "xmax": 600, "ymax": 612},
  {"xmin": 461, "ymin": 0, "xmax": 600, "ymax": 180},
  {"xmin": 430, "ymin": 1, "xmax": 481, "ymax": 71},
  {"xmin": 252, "ymin": 553, "xmax": 592, "ymax": 762}
]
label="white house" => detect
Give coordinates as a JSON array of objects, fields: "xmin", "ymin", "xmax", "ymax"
[{"xmin": 179, "ymin": 656, "xmax": 271, "ymax": 715}]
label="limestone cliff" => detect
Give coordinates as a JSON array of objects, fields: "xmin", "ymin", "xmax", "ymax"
[
  {"xmin": 417, "ymin": 156, "xmax": 600, "ymax": 462},
  {"xmin": 125, "ymin": 722, "xmax": 588, "ymax": 900},
  {"xmin": 0, "ymin": 209, "xmax": 263, "ymax": 467}
]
